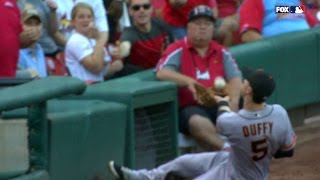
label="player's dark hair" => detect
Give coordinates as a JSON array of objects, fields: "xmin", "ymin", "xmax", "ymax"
[
  {"xmin": 252, "ymin": 94, "xmax": 265, "ymax": 104},
  {"xmin": 243, "ymin": 68, "xmax": 276, "ymax": 104}
]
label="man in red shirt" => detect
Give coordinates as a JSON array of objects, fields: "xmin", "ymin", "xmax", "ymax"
[
  {"xmin": 0, "ymin": 0, "xmax": 23, "ymax": 77},
  {"xmin": 111, "ymin": 0, "xmax": 174, "ymax": 77},
  {"xmin": 157, "ymin": 5, "xmax": 242, "ymax": 151}
]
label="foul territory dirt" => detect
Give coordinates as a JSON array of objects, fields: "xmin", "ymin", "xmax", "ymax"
[{"xmin": 269, "ymin": 121, "xmax": 320, "ymax": 180}]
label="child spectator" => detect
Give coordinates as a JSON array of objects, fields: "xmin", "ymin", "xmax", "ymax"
[
  {"xmin": 54, "ymin": 0, "xmax": 109, "ymax": 46},
  {"xmin": 65, "ymin": 3, "xmax": 123, "ymax": 83},
  {"xmin": 18, "ymin": 6, "xmax": 47, "ymax": 78}
]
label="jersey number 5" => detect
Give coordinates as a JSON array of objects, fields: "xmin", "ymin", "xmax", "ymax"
[{"xmin": 251, "ymin": 138, "xmax": 268, "ymax": 161}]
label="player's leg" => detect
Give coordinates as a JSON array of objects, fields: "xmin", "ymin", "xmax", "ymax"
[
  {"xmin": 108, "ymin": 152, "xmax": 223, "ymax": 180},
  {"xmin": 194, "ymin": 152, "xmax": 229, "ymax": 180},
  {"xmin": 180, "ymin": 106, "xmax": 224, "ymax": 151}
]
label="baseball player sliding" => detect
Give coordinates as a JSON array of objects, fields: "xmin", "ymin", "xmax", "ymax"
[{"xmin": 108, "ymin": 68, "xmax": 297, "ymax": 180}]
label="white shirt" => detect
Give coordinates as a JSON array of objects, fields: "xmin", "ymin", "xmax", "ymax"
[
  {"xmin": 55, "ymin": 0, "xmax": 109, "ymax": 39},
  {"xmin": 65, "ymin": 31, "xmax": 111, "ymax": 82}
]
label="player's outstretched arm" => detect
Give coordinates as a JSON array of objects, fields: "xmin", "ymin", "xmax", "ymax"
[{"xmin": 273, "ymin": 149, "xmax": 294, "ymax": 159}]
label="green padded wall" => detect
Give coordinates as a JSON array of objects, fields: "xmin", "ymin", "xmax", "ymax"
[
  {"xmin": 66, "ymin": 79, "xmax": 179, "ymax": 169},
  {"xmin": 47, "ymin": 100, "xmax": 127, "ymax": 180},
  {"xmin": 0, "ymin": 77, "xmax": 87, "ymax": 179},
  {"xmin": 230, "ymin": 28, "xmax": 320, "ymax": 109},
  {"xmin": 117, "ymin": 69, "xmax": 156, "ymax": 81},
  {"xmin": 2, "ymin": 100, "xmax": 127, "ymax": 180},
  {"xmin": 10, "ymin": 171, "xmax": 49, "ymax": 180}
]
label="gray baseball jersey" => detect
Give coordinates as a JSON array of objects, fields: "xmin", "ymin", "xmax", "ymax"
[
  {"xmin": 126, "ymin": 104, "xmax": 296, "ymax": 180},
  {"xmin": 212, "ymin": 104, "xmax": 297, "ymax": 180}
]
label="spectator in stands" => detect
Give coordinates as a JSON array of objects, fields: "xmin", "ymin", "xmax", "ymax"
[
  {"xmin": 0, "ymin": 0, "xmax": 23, "ymax": 77},
  {"xmin": 54, "ymin": 0, "xmax": 109, "ymax": 46},
  {"xmin": 303, "ymin": 0, "xmax": 320, "ymax": 22},
  {"xmin": 18, "ymin": 0, "xmax": 61, "ymax": 58},
  {"xmin": 65, "ymin": 3, "xmax": 123, "ymax": 84},
  {"xmin": 17, "ymin": 6, "xmax": 47, "ymax": 78},
  {"xmin": 162, "ymin": 0, "xmax": 237, "ymax": 46},
  {"xmin": 156, "ymin": 5, "xmax": 242, "ymax": 151},
  {"xmin": 111, "ymin": 0, "xmax": 174, "ymax": 77},
  {"xmin": 239, "ymin": 0, "xmax": 318, "ymax": 43},
  {"xmin": 151, "ymin": 0, "xmax": 165, "ymax": 18},
  {"xmin": 216, "ymin": 0, "xmax": 240, "ymax": 45}
]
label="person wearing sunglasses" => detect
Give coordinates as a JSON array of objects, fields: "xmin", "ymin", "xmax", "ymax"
[{"xmin": 108, "ymin": 0, "xmax": 174, "ymax": 78}]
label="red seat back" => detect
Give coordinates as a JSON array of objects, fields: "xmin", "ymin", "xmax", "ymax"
[{"xmin": 46, "ymin": 52, "xmax": 69, "ymax": 76}]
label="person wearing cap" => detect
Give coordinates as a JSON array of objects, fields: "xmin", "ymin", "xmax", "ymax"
[
  {"xmin": 17, "ymin": 7, "xmax": 48, "ymax": 78},
  {"xmin": 17, "ymin": 0, "xmax": 62, "ymax": 58},
  {"xmin": 156, "ymin": 5, "xmax": 242, "ymax": 152},
  {"xmin": 108, "ymin": 68, "xmax": 296, "ymax": 180}
]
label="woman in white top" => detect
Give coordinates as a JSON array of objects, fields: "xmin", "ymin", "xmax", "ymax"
[{"xmin": 65, "ymin": 3, "xmax": 123, "ymax": 83}]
